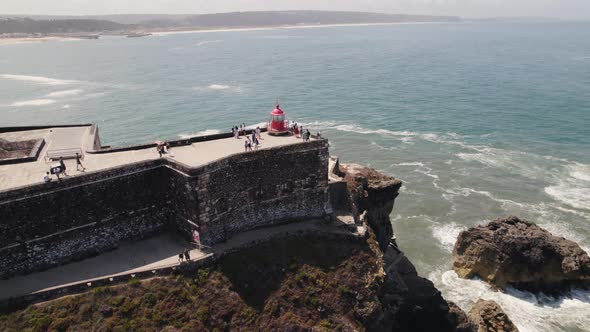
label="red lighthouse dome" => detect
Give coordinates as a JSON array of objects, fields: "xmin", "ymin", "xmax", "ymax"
[{"xmin": 268, "ymin": 103, "xmax": 289, "ymax": 135}]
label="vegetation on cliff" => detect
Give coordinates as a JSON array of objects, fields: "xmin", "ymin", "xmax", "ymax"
[
  {"xmin": 0, "ymin": 236, "xmax": 384, "ymax": 331},
  {"xmin": 0, "ymin": 18, "xmax": 128, "ymax": 34}
]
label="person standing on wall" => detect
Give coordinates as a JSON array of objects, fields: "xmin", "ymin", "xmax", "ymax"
[
  {"xmin": 59, "ymin": 157, "xmax": 68, "ymax": 176},
  {"xmin": 76, "ymin": 153, "xmax": 86, "ymax": 172}
]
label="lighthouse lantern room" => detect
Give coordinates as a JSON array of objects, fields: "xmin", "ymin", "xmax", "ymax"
[{"xmin": 268, "ymin": 103, "xmax": 289, "ymax": 135}]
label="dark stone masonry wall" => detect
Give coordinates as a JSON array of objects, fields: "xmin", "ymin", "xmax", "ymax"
[
  {"xmin": 0, "ymin": 140, "xmax": 330, "ymax": 279},
  {"xmin": 191, "ymin": 140, "xmax": 330, "ymax": 244}
]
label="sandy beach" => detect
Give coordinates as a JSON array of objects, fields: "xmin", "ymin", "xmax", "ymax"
[
  {"xmin": 0, "ymin": 21, "xmax": 456, "ymax": 45},
  {"xmin": 0, "ymin": 36, "xmax": 78, "ymax": 46}
]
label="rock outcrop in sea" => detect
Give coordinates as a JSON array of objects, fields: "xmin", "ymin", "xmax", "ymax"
[
  {"xmin": 468, "ymin": 299, "xmax": 519, "ymax": 332},
  {"xmin": 453, "ymin": 216, "xmax": 590, "ymax": 293}
]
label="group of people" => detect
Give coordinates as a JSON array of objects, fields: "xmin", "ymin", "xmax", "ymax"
[
  {"xmin": 292, "ymin": 123, "xmax": 312, "ymax": 142},
  {"xmin": 244, "ymin": 127, "xmax": 263, "ymax": 151},
  {"xmin": 178, "ymin": 248, "xmax": 191, "ymax": 263},
  {"xmin": 232, "ymin": 123, "xmax": 248, "ymax": 138},
  {"xmin": 156, "ymin": 141, "xmax": 171, "ymax": 158},
  {"xmin": 44, "ymin": 153, "xmax": 85, "ymax": 183}
]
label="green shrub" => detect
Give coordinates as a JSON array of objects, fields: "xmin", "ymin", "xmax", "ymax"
[
  {"xmin": 196, "ymin": 305, "xmax": 209, "ymax": 322},
  {"xmin": 128, "ymin": 278, "xmax": 141, "ymax": 287},
  {"xmin": 50, "ymin": 317, "xmax": 73, "ymax": 332},
  {"xmin": 142, "ymin": 292, "xmax": 158, "ymax": 307},
  {"xmin": 93, "ymin": 286, "xmax": 112, "ymax": 296},
  {"xmin": 109, "ymin": 295, "xmax": 125, "ymax": 306}
]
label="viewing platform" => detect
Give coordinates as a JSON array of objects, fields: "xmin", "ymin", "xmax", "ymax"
[{"xmin": 0, "ymin": 124, "xmax": 310, "ymax": 192}]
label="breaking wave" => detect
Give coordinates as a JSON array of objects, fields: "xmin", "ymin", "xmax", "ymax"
[
  {"xmin": 10, "ymin": 99, "xmax": 56, "ymax": 106},
  {"xmin": 45, "ymin": 89, "xmax": 83, "ymax": 98},
  {"xmin": 431, "ymin": 222, "xmax": 467, "ymax": 252},
  {"xmin": 433, "ymin": 270, "xmax": 590, "ymax": 332},
  {"xmin": 178, "ymin": 129, "xmax": 223, "ymax": 139},
  {"xmin": 193, "ymin": 84, "xmax": 242, "ymax": 92},
  {"xmin": 195, "ymin": 40, "xmax": 222, "ymax": 46},
  {"xmin": 1, "ymin": 74, "xmax": 76, "ymax": 85}
]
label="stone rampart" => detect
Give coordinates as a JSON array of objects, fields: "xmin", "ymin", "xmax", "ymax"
[{"xmin": 0, "ymin": 140, "xmax": 330, "ymax": 279}]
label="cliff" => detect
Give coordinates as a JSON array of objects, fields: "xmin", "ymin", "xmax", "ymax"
[{"xmin": 0, "ymin": 159, "xmax": 468, "ymax": 331}]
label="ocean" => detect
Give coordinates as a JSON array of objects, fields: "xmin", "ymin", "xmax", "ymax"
[{"xmin": 1, "ymin": 21, "xmax": 589, "ymax": 331}]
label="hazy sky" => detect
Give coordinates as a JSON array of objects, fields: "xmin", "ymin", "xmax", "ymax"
[{"xmin": 1, "ymin": 0, "xmax": 589, "ymax": 19}]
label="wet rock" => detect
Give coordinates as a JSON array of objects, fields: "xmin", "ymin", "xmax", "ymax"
[
  {"xmin": 468, "ymin": 300, "xmax": 518, "ymax": 332},
  {"xmin": 448, "ymin": 301, "xmax": 475, "ymax": 332},
  {"xmin": 453, "ymin": 216, "xmax": 590, "ymax": 293}
]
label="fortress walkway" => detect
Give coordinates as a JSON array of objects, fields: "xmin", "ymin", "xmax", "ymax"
[
  {"xmin": 0, "ymin": 218, "xmax": 365, "ymax": 301},
  {"xmin": 0, "ymin": 127, "xmax": 305, "ymax": 191}
]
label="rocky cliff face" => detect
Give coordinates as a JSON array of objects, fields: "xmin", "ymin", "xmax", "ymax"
[
  {"xmin": 336, "ymin": 161, "xmax": 467, "ymax": 331},
  {"xmin": 453, "ymin": 216, "xmax": 590, "ymax": 293}
]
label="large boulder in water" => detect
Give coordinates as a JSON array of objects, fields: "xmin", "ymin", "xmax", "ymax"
[
  {"xmin": 452, "ymin": 216, "xmax": 590, "ymax": 293},
  {"xmin": 468, "ymin": 300, "xmax": 519, "ymax": 332}
]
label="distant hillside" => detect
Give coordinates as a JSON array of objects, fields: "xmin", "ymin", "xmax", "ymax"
[
  {"xmin": 0, "ymin": 11, "xmax": 461, "ymax": 35},
  {"xmin": 134, "ymin": 11, "xmax": 461, "ymax": 29},
  {"xmin": 0, "ymin": 18, "xmax": 128, "ymax": 34}
]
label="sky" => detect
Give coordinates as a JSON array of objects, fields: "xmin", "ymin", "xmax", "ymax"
[{"xmin": 1, "ymin": 0, "xmax": 589, "ymax": 19}]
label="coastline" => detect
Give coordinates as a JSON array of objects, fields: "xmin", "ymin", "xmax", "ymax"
[
  {"xmin": 151, "ymin": 21, "xmax": 458, "ymax": 36},
  {"xmin": 0, "ymin": 36, "xmax": 78, "ymax": 46},
  {"xmin": 0, "ymin": 21, "xmax": 459, "ymax": 45}
]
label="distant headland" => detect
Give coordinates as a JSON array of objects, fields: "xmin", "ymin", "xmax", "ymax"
[{"xmin": 0, "ymin": 10, "xmax": 462, "ymax": 43}]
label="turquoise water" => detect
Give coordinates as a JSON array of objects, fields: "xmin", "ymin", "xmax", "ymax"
[{"xmin": 1, "ymin": 22, "xmax": 589, "ymax": 331}]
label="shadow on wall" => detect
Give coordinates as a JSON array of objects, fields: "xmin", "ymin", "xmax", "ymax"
[{"xmin": 0, "ymin": 232, "xmax": 192, "ymax": 300}]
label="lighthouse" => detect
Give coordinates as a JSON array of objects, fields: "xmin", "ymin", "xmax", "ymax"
[{"xmin": 268, "ymin": 103, "xmax": 289, "ymax": 136}]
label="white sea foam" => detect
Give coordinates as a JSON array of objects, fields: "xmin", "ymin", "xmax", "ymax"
[
  {"xmin": 431, "ymin": 222, "xmax": 466, "ymax": 252},
  {"xmin": 433, "ymin": 270, "xmax": 590, "ymax": 332},
  {"xmin": 195, "ymin": 40, "xmax": 222, "ymax": 46},
  {"xmin": 193, "ymin": 84, "xmax": 241, "ymax": 92},
  {"xmin": 10, "ymin": 99, "xmax": 56, "ymax": 106},
  {"xmin": 568, "ymin": 163, "xmax": 590, "ymax": 182},
  {"xmin": 45, "ymin": 89, "xmax": 83, "ymax": 98},
  {"xmin": 414, "ymin": 166, "xmax": 439, "ymax": 180},
  {"xmin": 178, "ymin": 129, "xmax": 223, "ymax": 139},
  {"xmin": 1, "ymin": 74, "xmax": 76, "ymax": 85},
  {"xmin": 208, "ymin": 84, "xmax": 230, "ymax": 90},
  {"xmin": 394, "ymin": 162, "xmax": 425, "ymax": 167},
  {"xmin": 62, "ymin": 104, "xmax": 71, "ymax": 109},
  {"xmin": 545, "ymin": 185, "xmax": 590, "ymax": 210}
]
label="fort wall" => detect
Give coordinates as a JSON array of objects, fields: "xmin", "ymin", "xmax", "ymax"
[{"xmin": 0, "ymin": 140, "xmax": 330, "ymax": 279}]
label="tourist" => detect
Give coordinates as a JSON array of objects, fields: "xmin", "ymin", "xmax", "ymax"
[
  {"xmin": 294, "ymin": 125, "xmax": 299, "ymax": 138},
  {"xmin": 256, "ymin": 126, "xmax": 262, "ymax": 140},
  {"xmin": 300, "ymin": 126, "xmax": 304, "ymax": 141},
  {"xmin": 234, "ymin": 126, "xmax": 239, "ymax": 139},
  {"xmin": 316, "ymin": 131, "xmax": 322, "ymax": 139},
  {"xmin": 178, "ymin": 251, "xmax": 184, "ymax": 263},
  {"xmin": 184, "ymin": 249, "xmax": 191, "ymax": 261},
  {"xmin": 59, "ymin": 157, "xmax": 68, "ymax": 176},
  {"xmin": 75, "ymin": 153, "xmax": 85, "ymax": 171},
  {"xmin": 44, "ymin": 172, "xmax": 52, "ymax": 183},
  {"xmin": 306, "ymin": 130, "xmax": 311, "ymax": 142},
  {"xmin": 248, "ymin": 138, "xmax": 253, "ymax": 151},
  {"xmin": 157, "ymin": 144, "xmax": 163, "ymax": 158},
  {"xmin": 251, "ymin": 131, "xmax": 256, "ymax": 143},
  {"xmin": 254, "ymin": 136, "xmax": 260, "ymax": 150}
]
